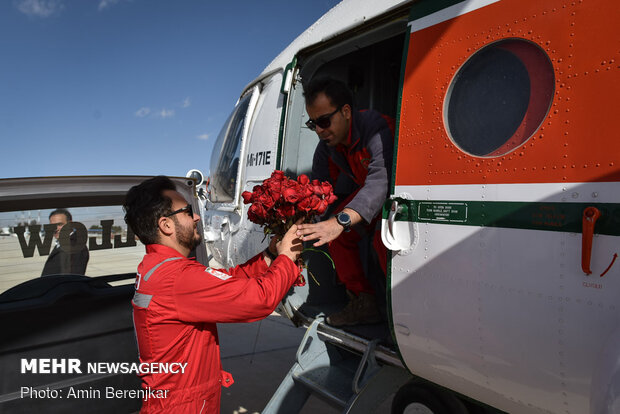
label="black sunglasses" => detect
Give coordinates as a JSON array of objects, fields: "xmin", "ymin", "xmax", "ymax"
[
  {"xmin": 305, "ymin": 105, "xmax": 342, "ymax": 131},
  {"xmin": 164, "ymin": 204, "xmax": 194, "ymax": 218}
]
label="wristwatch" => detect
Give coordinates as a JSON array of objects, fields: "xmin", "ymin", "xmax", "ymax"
[{"xmin": 335, "ymin": 212, "xmax": 352, "ymax": 232}]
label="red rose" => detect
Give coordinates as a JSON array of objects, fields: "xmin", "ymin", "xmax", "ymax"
[
  {"xmin": 299, "ymin": 195, "xmax": 321, "ymax": 213},
  {"xmin": 265, "ymin": 178, "xmax": 282, "ymax": 201},
  {"xmin": 248, "ymin": 203, "xmax": 267, "ymax": 223},
  {"xmin": 299, "ymin": 183, "xmax": 314, "ymax": 199},
  {"xmin": 321, "ymin": 182, "xmax": 332, "ymax": 196},
  {"xmin": 297, "ymin": 197, "xmax": 312, "ymax": 213},
  {"xmin": 256, "ymin": 193, "xmax": 275, "ymax": 210},
  {"xmin": 315, "ymin": 199, "xmax": 329, "ymax": 215},
  {"xmin": 243, "ymin": 172, "xmax": 335, "ymax": 289},
  {"xmin": 244, "ymin": 173, "xmax": 335, "ymax": 234},
  {"xmin": 241, "ymin": 191, "xmax": 253, "ymax": 204},
  {"xmin": 297, "ymin": 174, "xmax": 310, "ymax": 185},
  {"xmin": 282, "ymin": 180, "xmax": 301, "ymax": 203},
  {"xmin": 310, "ymin": 180, "xmax": 325, "ymax": 196},
  {"xmin": 271, "ymin": 170, "xmax": 285, "ymax": 181},
  {"xmin": 279, "ymin": 203, "xmax": 296, "ymax": 219}
]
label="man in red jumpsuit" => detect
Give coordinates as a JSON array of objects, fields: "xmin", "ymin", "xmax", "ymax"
[
  {"xmin": 296, "ymin": 77, "xmax": 394, "ymax": 327},
  {"xmin": 124, "ymin": 176, "xmax": 302, "ymax": 413}
]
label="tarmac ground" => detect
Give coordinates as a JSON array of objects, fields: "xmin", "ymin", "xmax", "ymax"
[{"xmin": 218, "ymin": 313, "xmax": 393, "ymax": 414}]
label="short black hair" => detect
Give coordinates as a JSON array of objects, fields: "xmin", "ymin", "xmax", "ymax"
[
  {"xmin": 123, "ymin": 176, "xmax": 176, "ymax": 245},
  {"xmin": 49, "ymin": 208, "xmax": 72, "ymax": 221},
  {"xmin": 303, "ymin": 77, "xmax": 353, "ymax": 109}
]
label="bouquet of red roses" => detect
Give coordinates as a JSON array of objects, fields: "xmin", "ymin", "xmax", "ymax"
[{"xmin": 241, "ymin": 170, "xmax": 337, "ymax": 285}]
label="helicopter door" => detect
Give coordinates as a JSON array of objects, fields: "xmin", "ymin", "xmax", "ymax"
[{"xmin": 383, "ymin": 0, "xmax": 620, "ymax": 413}]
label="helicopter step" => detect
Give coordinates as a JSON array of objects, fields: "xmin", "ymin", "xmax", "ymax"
[{"xmin": 262, "ymin": 317, "xmax": 412, "ymax": 413}]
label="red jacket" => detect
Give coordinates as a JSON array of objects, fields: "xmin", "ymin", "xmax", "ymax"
[{"xmin": 132, "ymin": 244, "xmax": 298, "ymax": 413}]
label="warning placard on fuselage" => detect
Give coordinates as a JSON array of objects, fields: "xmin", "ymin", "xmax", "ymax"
[{"xmin": 418, "ymin": 202, "xmax": 468, "ymax": 223}]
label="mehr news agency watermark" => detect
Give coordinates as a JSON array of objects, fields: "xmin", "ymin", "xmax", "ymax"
[{"xmin": 19, "ymin": 358, "xmax": 187, "ymax": 401}]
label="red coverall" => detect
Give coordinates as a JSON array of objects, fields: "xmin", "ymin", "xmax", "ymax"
[{"xmin": 132, "ymin": 244, "xmax": 298, "ymax": 413}]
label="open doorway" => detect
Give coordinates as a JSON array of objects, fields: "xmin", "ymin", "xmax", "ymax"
[{"xmin": 281, "ymin": 26, "xmax": 407, "ymax": 344}]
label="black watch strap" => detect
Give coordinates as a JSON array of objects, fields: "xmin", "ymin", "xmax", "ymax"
[{"xmin": 336, "ymin": 212, "xmax": 351, "ymax": 232}]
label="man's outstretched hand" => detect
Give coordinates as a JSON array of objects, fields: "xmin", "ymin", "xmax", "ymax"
[
  {"xmin": 295, "ymin": 218, "xmax": 342, "ymax": 247},
  {"xmin": 296, "ymin": 208, "xmax": 362, "ymax": 246}
]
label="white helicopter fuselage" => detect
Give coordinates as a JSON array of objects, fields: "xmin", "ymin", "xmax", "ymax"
[{"xmin": 203, "ymin": 0, "xmax": 620, "ymax": 412}]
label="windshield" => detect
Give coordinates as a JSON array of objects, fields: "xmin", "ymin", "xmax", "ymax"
[{"xmin": 208, "ymin": 92, "xmax": 253, "ymax": 203}]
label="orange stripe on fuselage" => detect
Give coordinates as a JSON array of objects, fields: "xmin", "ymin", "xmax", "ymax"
[{"xmin": 396, "ymin": 0, "xmax": 620, "ymax": 186}]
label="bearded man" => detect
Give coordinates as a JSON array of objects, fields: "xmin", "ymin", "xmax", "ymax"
[{"xmin": 123, "ymin": 176, "xmax": 302, "ymax": 413}]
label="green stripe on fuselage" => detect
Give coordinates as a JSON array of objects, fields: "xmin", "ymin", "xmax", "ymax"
[{"xmin": 383, "ymin": 199, "xmax": 620, "ymax": 236}]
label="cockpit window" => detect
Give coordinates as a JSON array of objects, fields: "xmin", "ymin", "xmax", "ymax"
[
  {"xmin": 0, "ymin": 205, "xmax": 141, "ymax": 298},
  {"xmin": 209, "ymin": 92, "xmax": 253, "ymax": 203}
]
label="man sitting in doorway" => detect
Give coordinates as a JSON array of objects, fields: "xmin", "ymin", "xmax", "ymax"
[{"xmin": 296, "ymin": 77, "xmax": 394, "ymax": 327}]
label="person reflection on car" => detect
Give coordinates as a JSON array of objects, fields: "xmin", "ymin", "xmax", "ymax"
[{"xmin": 41, "ymin": 208, "xmax": 89, "ymax": 276}]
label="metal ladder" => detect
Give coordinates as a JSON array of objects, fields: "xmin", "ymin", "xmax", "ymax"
[{"xmin": 262, "ymin": 317, "xmax": 412, "ymax": 413}]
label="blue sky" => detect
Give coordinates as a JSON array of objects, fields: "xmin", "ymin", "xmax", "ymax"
[{"xmin": 0, "ymin": 0, "xmax": 340, "ymax": 179}]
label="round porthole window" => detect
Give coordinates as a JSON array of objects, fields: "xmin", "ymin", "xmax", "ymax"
[{"xmin": 444, "ymin": 39, "xmax": 554, "ymax": 157}]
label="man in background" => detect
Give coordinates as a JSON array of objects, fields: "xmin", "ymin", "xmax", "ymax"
[{"xmin": 41, "ymin": 208, "xmax": 89, "ymax": 276}]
